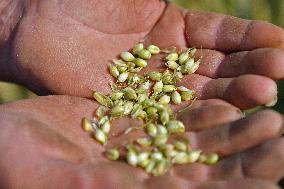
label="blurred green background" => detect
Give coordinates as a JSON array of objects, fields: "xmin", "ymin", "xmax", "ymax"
[{"xmin": 0, "ymin": 0, "xmax": 283, "ymax": 114}]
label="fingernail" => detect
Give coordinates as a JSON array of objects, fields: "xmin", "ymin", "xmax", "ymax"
[{"xmin": 265, "ymin": 96, "xmax": 278, "ymax": 107}]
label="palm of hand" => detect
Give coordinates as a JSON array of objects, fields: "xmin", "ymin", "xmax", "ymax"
[
  {"xmin": 1, "ymin": 0, "xmax": 284, "ymax": 188},
  {"xmin": 0, "ymin": 96, "xmax": 283, "ymax": 189},
  {"xmin": 10, "ymin": 0, "xmax": 284, "ymax": 109}
]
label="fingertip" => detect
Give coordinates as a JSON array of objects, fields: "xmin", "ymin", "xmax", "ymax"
[
  {"xmin": 246, "ymin": 48, "xmax": 284, "ymax": 80},
  {"xmin": 224, "ymin": 75, "xmax": 277, "ymax": 109},
  {"xmin": 264, "ymin": 48, "xmax": 284, "ymax": 80},
  {"xmin": 241, "ymin": 21, "xmax": 284, "ymax": 50},
  {"xmin": 208, "ymin": 110, "xmax": 282, "ymax": 156},
  {"xmin": 251, "ymin": 110, "xmax": 283, "ymax": 136}
]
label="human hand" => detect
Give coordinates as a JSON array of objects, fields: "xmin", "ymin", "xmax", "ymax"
[
  {"xmin": 1, "ymin": 0, "xmax": 284, "ymax": 109},
  {"xmin": 0, "ymin": 96, "xmax": 283, "ymax": 189},
  {"xmin": 1, "ymin": 1, "xmax": 284, "ymax": 188}
]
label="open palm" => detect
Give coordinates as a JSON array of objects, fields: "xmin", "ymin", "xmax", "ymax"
[
  {"xmin": 0, "ymin": 96, "xmax": 283, "ymax": 189},
  {"xmin": 4, "ymin": 0, "xmax": 283, "ymax": 110}
]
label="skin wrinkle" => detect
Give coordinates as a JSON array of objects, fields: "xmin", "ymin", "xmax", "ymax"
[
  {"xmin": 217, "ymin": 51, "xmax": 247, "ymax": 77},
  {"xmin": 0, "ymin": 0, "xmax": 25, "ymax": 81},
  {"xmin": 143, "ymin": 3, "xmax": 170, "ymax": 42},
  {"xmin": 240, "ymin": 138, "xmax": 284, "ymax": 181},
  {"xmin": 217, "ymin": 78, "xmax": 231, "ymax": 99},
  {"xmin": 204, "ymin": 50, "xmax": 226, "ymax": 79},
  {"xmin": 202, "ymin": 77, "xmax": 224, "ymax": 100},
  {"xmin": 173, "ymin": 163, "xmax": 211, "ymax": 182},
  {"xmin": 0, "ymin": 0, "xmax": 17, "ymax": 38},
  {"xmin": 240, "ymin": 20, "xmax": 284, "ymax": 49},
  {"xmin": 215, "ymin": 16, "xmax": 250, "ymax": 52},
  {"xmin": 184, "ymin": 11, "xmax": 193, "ymax": 48},
  {"xmin": 0, "ymin": 111, "xmax": 89, "ymax": 164},
  {"xmin": 58, "ymin": 0, "xmax": 166, "ymax": 35},
  {"xmin": 237, "ymin": 20, "xmax": 253, "ymax": 51},
  {"xmin": 9, "ymin": 38, "xmax": 54, "ymax": 95},
  {"xmin": 210, "ymin": 154, "xmax": 244, "ymax": 181},
  {"xmin": 239, "ymin": 153, "xmax": 248, "ymax": 179},
  {"xmin": 144, "ymin": 3, "xmax": 187, "ymax": 49},
  {"xmin": 25, "ymin": 0, "xmax": 164, "ymax": 37},
  {"xmin": 217, "ymin": 124, "xmax": 230, "ymax": 156},
  {"xmin": 9, "ymin": 16, "xmax": 57, "ymax": 94},
  {"xmin": 0, "ymin": 96, "xmax": 106, "ymax": 160},
  {"xmin": 134, "ymin": 0, "xmax": 165, "ymax": 35},
  {"xmin": 1, "ymin": 1, "xmax": 23, "ymax": 34},
  {"xmin": 192, "ymin": 49, "xmax": 223, "ymax": 78},
  {"xmin": 234, "ymin": 52, "xmax": 251, "ymax": 74},
  {"xmin": 213, "ymin": 15, "xmax": 226, "ymax": 51},
  {"xmin": 184, "ymin": 11, "xmax": 226, "ymax": 50},
  {"xmin": 179, "ymin": 4, "xmax": 187, "ymax": 49}
]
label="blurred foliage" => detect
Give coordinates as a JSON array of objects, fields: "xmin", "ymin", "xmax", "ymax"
[
  {"xmin": 172, "ymin": 0, "xmax": 284, "ymax": 25},
  {"xmin": 0, "ymin": 82, "xmax": 36, "ymax": 103},
  {"xmin": 0, "ymin": 0, "xmax": 283, "ymax": 113}
]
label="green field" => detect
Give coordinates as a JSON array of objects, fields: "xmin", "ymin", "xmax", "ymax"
[{"xmin": 0, "ymin": 0, "xmax": 283, "ymax": 113}]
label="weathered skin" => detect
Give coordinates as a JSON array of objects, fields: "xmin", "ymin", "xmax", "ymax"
[
  {"xmin": 0, "ymin": 96, "xmax": 283, "ymax": 189},
  {"xmin": 0, "ymin": 0, "xmax": 284, "ymax": 188},
  {"xmin": 0, "ymin": 0, "xmax": 283, "ymax": 109}
]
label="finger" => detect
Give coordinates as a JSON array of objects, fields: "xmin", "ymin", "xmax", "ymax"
[
  {"xmin": 194, "ymin": 179, "xmax": 280, "ymax": 189},
  {"xmin": 186, "ymin": 99, "xmax": 239, "ymax": 109},
  {"xmin": 178, "ymin": 104, "xmax": 243, "ymax": 132},
  {"xmin": 194, "ymin": 110, "xmax": 283, "ymax": 156},
  {"xmin": 241, "ymin": 138, "xmax": 284, "ymax": 181},
  {"xmin": 209, "ymin": 138, "xmax": 284, "ymax": 182},
  {"xmin": 171, "ymin": 98, "xmax": 238, "ymax": 113},
  {"xmin": 185, "ymin": 11, "xmax": 284, "ymax": 52},
  {"xmin": 178, "ymin": 74, "xmax": 277, "ymax": 109},
  {"xmin": 112, "ymin": 100, "xmax": 241, "ymax": 151},
  {"xmin": 195, "ymin": 48, "xmax": 284, "ymax": 80}
]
